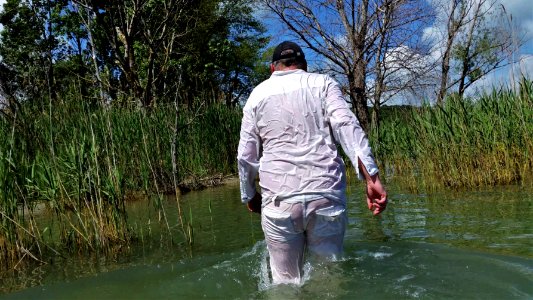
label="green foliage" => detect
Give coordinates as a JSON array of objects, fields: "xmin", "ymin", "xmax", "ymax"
[
  {"xmin": 373, "ymin": 78, "xmax": 533, "ymax": 190},
  {"xmin": 0, "ymin": 90, "xmax": 243, "ymax": 269},
  {"xmin": 171, "ymin": 0, "xmax": 268, "ymax": 107},
  {"xmin": 0, "ymin": 0, "xmax": 268, "ymax": 108}
]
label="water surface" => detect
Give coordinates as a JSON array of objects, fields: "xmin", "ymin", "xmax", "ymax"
[{"xmin": 2, "ymin": 181, "xmax": 532, "ymax": 299}]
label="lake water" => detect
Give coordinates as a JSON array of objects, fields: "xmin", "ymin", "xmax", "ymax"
[{"xmin": 1, "ymin": 180, "xmax": 532, "ymax": 299}]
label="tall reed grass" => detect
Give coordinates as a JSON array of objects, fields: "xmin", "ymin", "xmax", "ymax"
[
  {"xmin": 373, "ymin": 78, "xmax": 533, "ymax": 190},
  {"xmin": 1, "ymin": 79, "xmax": 531, "ymax": 269},
  {"xmin": 0, "ymin": 96, "xmax": 242, "ymax": 269}
]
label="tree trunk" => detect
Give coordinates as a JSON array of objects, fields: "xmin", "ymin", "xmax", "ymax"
[
  {"xmin": 437, "ymin": 36, "xmax": 453, "ymax": 105},
  {"xmin": 458, "ymin": 0, "xmax": 482, "ymax": 98},
  {"xmin": 371, "ymin": 100, "xmax": 379, "ymax": 138},
  {"xmin": 437, "ymin": 0, "xmax": 465, "ymax": 105},
  {"xmin": 348, "ymin": 71, "xmax": 370, "ymax": 133},
  {"xmin": 142, "ymin": 50, "xmax": 155, "ymax": 107}
]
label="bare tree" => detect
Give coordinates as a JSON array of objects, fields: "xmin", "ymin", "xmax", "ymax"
[
  {"xmin": 262, "ymin": 0, "xmax": 432, "ymax": 132},
  {"xmin": 435, "ymin": 0, "xmax": 469, "ymax": 105},
  {"xmin": 453, "ymin": 1, "xmax": 515, "ymax": 97},
  {"xmin": 435, "ymin": 0, "xmax": 516, "ymax": 103},
  {"xmin": 367, "ymin": 0, "xmax": 434, "ymax": 131}
]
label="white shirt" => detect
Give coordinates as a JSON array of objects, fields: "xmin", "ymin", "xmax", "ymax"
[{"xmin": 237, "ymin": 69, "xmax": 378, "ymax": 205}]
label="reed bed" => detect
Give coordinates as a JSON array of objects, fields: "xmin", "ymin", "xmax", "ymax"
[
  {"xmin": 1, "ymin": 79, "xmax": 531, "ymax": 270},
  {"xmin": 0, "ymin": 98, "xmax": 242, "ymax": 269},
  {"xmin": 373, "ymin": 79, "xmax": 533, "ymax": 190}
]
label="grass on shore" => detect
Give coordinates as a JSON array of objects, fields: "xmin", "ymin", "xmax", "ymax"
[
  {"xmin": 372, "ymin": 78, "xmax": 532, "ymax": 190},
  {"xmin": 0, "ymin": 78, "xmax": 531, "ymax": 270},
  {"xmin": 0, "ymin": 97, "xmax": 242, "ymax": 269}
]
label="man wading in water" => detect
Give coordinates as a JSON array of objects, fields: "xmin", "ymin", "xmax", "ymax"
[{"xmin": 237, "ymin": 41, "xmax": 387, "ymax": 284}]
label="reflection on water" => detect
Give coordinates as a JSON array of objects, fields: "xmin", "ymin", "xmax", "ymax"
[{"xmin": 1, "ymin": 180, "xmax": 532, "ymax": 298}]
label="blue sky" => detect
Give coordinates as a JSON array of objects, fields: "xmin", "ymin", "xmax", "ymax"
[{"xmin": 256, "ymin": 0, "xmax": 533, "ymax": 103}]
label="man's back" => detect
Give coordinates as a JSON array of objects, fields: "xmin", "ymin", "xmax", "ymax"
[
  {"xmin": 241, "ymin": 69, "xmax": 347, "ymax": 203},
  {"xmin": 237, "ymin": 41, "xmax": 387, "ymax": 284}
]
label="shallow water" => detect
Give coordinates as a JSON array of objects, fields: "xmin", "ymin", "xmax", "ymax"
[{"xmin": 2, "ymin": 181, "xmax": 532, "ymax": 299}]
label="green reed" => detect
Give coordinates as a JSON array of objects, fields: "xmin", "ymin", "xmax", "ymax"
[
  {"xmin": 2, "ymin": 79, "xmax": 530, "ymax": 269},
  {"xmin": 373, "ymin": 78, "xmax": 533, "ymax": 190},
  {"xmin": 0, "ymin": 95, "xmax": 242, "ymax": 269}
]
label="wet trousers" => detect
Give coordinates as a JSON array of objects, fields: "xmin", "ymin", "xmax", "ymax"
[{"xmin": 261, "ymin": 197, "xmax": 347, "ymax": 284}]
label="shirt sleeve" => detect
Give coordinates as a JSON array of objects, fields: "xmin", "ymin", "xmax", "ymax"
[
  {"xmin": 237, "ymin": 103, "xmax": 261, "ymax": 203},
  {"xmin": 323, "ymin": 76, "xmax": 379, "ymax": 180}
]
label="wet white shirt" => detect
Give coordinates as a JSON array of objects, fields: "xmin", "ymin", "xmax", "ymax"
[{"xmin": 237, "ymin": 69, "xmax": 378, "ymax": 205}]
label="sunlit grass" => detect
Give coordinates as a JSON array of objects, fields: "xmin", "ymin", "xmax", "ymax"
[
  {"xmin": 1, "ymin": 78, "xmax": 531, "ymax": 269},
  {"xmin": 0, "ymin": 98, "xmax": 241, "ymax": 269},
  {"xmin": 373, "ymin": 78, "xmax": 532, "ymax": 190}
]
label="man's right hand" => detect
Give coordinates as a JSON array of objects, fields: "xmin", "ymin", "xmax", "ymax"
[{"xmin": 247, "ymin": 192, "xmax": 262, "ymax": 214}]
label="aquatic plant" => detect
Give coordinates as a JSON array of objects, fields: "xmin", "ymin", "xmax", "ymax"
[
  {"xmin": 1, "ymin": 78, "xmax": 530, "ymax": 270},
  {"xmin": 0, "ymin": 95, "xmax": 242, "ymax": 269},
  {"xmin": 373, "ymin": 78, "xmax": 533, "ymax": 190}
]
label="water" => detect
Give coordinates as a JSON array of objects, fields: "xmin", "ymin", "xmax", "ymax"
[{"xmin": 2, "ymin": 181, "xmax": 532, "ymax": 299}]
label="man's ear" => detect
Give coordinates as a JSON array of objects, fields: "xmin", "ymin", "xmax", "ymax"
[{"xmin": 270, "ymin": 63, "xmax": 275, "ymax": 73}]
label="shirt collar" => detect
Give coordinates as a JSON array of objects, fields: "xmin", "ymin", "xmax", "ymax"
[{"xmin": 271, "ymin": 69, "xmax": 306, "ymax": 77}]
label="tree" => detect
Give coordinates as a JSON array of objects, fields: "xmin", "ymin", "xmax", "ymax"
[
  {"xmin": 207, "ymin": 0, "xmax": 269, "ymax": 106},
  {"xmin": 435, "ymin": 0, "xmax": 515, "ymax": 103},
  {"xmin": 452, "ymin": 1, "xmax": 514, "ymax": 97},
  {"xmin": 366, "ymin": 0, "xmax": 433, "ymax": 132},
  {"xmin": 262, "ymin": 0, "xmax": 431, "ymax": 132},
  {"xmin": 69, "ymin": 0, "xmax": 267, "ymax": 108},
  {"xmin": 435, "ymin": 0, "xmax": 469, "ymax": 105},
  {"xmin": 70, "ymin": 0, "xmax": 186, "ymax": 106},
  {"xmin": 0, "ymin": 0, "xmax": 98, "ymax": 108},
  {"xmin": 0, "ymin": 0, "xmax": 268, "ymax": 108},
  {"xmin": 171, "ymin": 0, "xmax": 268, "ymax": 108},
  {"xmin": 0, "ymin": 0, "xmax": 67, "ymax": 104}
]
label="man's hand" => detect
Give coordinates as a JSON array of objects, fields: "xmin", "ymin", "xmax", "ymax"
[
  {"xmin": 366, "ymin": 175, "xmax": 387, "ymax": 215},
  {"xmin": 359, "ymin": 159, "xmax": 388, "ymax": 215},
  {"xmin": 247, "ymin": 192, "xmax": 262, "ymax": 214}
]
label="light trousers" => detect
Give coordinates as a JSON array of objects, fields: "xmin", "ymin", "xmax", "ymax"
[{"xmin": 261, "ymin": 197, "xmax": 347, "ymax": 284}]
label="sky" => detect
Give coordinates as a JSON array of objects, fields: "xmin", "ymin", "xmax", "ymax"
[{"xmin": 258, "ymin": 0, "xmax": 533, "ymax": 103}]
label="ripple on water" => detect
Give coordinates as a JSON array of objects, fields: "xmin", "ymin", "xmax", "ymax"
[
  {"xmin": 2, "ymin": 240, "xmax": 533, "ymax": 299},
  {"xmin": 2, "ymin": 182, "xmax": 533, "ymax": 298}
]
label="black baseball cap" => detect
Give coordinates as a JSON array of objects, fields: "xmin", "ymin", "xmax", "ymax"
[{"xmin": 272, "ymin": 41, "xmax": 306, "ymax": 63}]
